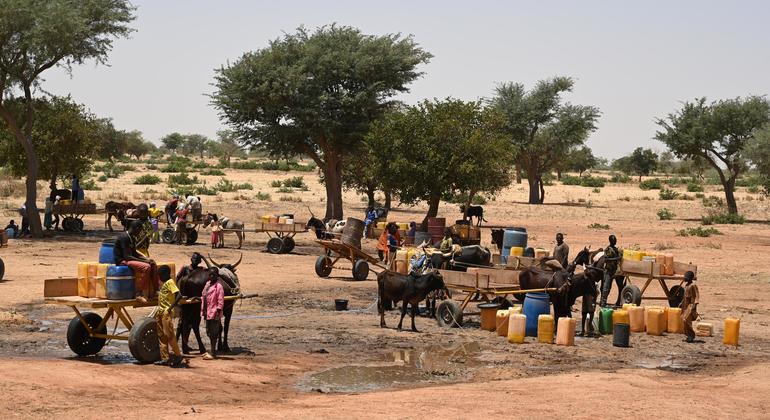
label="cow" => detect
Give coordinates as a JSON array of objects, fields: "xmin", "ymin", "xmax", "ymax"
[
  {"xmin": 378, "ymin": 270, "xmax": 446, "ymax": 332},
  {"xmin": 430, "ymin": 245, "xmax": 492, "ymax": 272},
  {"xmin": 459, "ymin": 204, "xmax": 487, "ymax": 226},
  {"xmin": 104, "ymin": 201, "xmax": 136, "ymax": 232}
]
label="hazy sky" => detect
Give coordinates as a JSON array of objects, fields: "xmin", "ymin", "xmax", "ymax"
[{"xmin": 42, "ymin": 0, "xmax": 770, "ymax": 159}]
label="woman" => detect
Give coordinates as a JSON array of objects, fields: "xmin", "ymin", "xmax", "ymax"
[{"xmin": 376, "ymin": 222, "xmax": 401, "ymax": 262}]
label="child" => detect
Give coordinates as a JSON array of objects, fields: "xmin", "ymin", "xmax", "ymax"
[
  {"xmin": 155, "ymin": 265, "xmax": 182, "ymax": 367},
  {"xmin": 210, "ymin": 215, "xmax": 222, "ymax": 249},
  {"xmin": 201, "ymin": 267, "xmax": 224, "ymax": 360}
]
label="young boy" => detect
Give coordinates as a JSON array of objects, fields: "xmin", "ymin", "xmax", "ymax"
[
  {"xmin": 201, "ymin": 267, "xmax": 224, "ymax": 360},
  {"xmin": 155, "ymin": 265, "xmax": 182, "ymax": 366}
]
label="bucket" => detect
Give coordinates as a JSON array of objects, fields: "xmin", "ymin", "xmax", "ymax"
[
  {"xmin": 106, "ymin": 265, "xmax": 135, "ymax": 300},
  {"xmin": 496, "ymin": 309, "xmax": 510, "ymax": 337},
  {"xmin": 599, "ymin": 308, "xmax": 614, "ymax": 335},
  {"xmin": 555, "ymin": 317, "xmax": 576, "ymax": 346},
  {"xmin": 723, "ymin": 318, "xmax": 740, "ymax": 345},
  {"xmin": 613, "ymin": 323, "xmax": 630, "ymax": 347},
  {"xmin": 334, "ymin": 299, "xmax": 348, "ymax": 311},
  {"xmin": 522, "ymin": 293, "xmax": 550, "ymax": 337},
  {"xmin": 478, "ymin": 302, "xmax": 500, "ymax": 331},
  {"xmin": 537, "ymin": 314, "xmax": 554, "ymax": 344},
  {"xmin": 629, "ymin": 306, "xmax": 646, "ymax": 332},
  {"xmin": 667, "ymin": 307, "xmax": 684, "ymax": 333},
  {"xmin": 341, "ymin": 217, "xmax": 364, "ymax": 249},
  {"xmin": 507, "ymin": 313, "xmax": 527, "ymax": 344},
  {"xmin": 98, "ymin": 239, "xmax": 116, "ymax": 264}
]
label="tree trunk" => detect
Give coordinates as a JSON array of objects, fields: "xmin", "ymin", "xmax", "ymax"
[
  {"xmin": 538, "ymin": 175, "xmax": 545, "ymax": 204},
  {"xmin": 384, "ymin": 190, "xmax": 392, "ymax": 211},
  {"xmin": 527, "ymin": 175, "xmax": 541, "ymax": 204},
  {"xmin": 515, "ymin": 164, "xmax": 522, "ymax": 184},
  {"xmin": 638, "ymin": 174, "xmax": 642, "ymax": 182},
  {"xmin": 724, "ymin": 177, "xmax": 738, "ymax": 215},
  {"xmin": 322, "ymin": 153, "xmax": 344, "ymax": 220},
  {"xmin": 556, "ymin": 170, "xmax": 562, "ymax": 181},
  {"xmin": 421, "ymin": 194, "xmax": 441, "ymax": 230},
  {"xmin": 366, "ymin": 185, "xmax": 376, "ymax": 208}
]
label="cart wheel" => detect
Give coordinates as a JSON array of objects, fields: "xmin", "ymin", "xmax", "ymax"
[
  {"xmin": 621, "ymin": 284, "xmax": 642, "ymax": 306},
  {"xmin": 436, "ymin": 300, "xmax": 463, "ymax": 328},
  {"xmin": 267, "ymin": 237, "xmax": 284, "ymax": 254},
  {"xmin": 74, "ymin": 218, "xmax": 84, "ymax": 232},
  {"xmin": 315, "ymin": 255, "xmax": 333, "ymax": 277},
  {"xmin": 186, "ymin": 228, "xmax": 198, "ymax": 245},
  {"xmin": 282, "ymin": 237, "xmax": 296, "ymax": 253},
  {"xmin": 66, "ymin": 312, "xmax": 107, "ymax": 356},
  {"xmin": 0, "ymin": 257, "xmax": 4, "ymax": 281},
  {"xmin": 668, "ymin": 285, "xmax": 684, "ymax": 308},
  {"xmin": 62, "ymin": 217, "xmax": 74, "ymax": 232},
  {"xmin": 161, "ymin": 228, "xmax": 176, "ymax": 244},
  {"xmin": 352, "ymin": 259, "xmax": 369, "ymax": 281},
  {"xmin": 128, "ymin": 317, "xmax": 160, "ymax": 364}
]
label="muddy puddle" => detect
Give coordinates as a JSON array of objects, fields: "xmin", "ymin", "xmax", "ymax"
[
  {"xmin": 636, "ymin": 356, "xmax": 699, "ymax": 372},
  {"xmin": 299, "ymin": 342, "xmax": 481, "ymax": 393}
]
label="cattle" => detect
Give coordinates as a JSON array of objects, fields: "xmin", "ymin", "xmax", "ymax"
[
  {"xmin": 459, "ymin": 204, "xmax": 487, "ymax": 226},
  {"xmin": 430, "ymin": 245, "xmax": 492, "ymax": 272},
  {"xmin": 377, "ymin": 271, "xmax": 446, "ymax": 332}
]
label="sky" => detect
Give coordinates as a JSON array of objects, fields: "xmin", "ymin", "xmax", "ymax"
[{"xmin": 42, "ymin": 0, "xmax": 770, "ymax": 160}]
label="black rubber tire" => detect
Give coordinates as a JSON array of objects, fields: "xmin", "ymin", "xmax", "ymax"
[
  {"xmin": 352, "ymin": 259, "xmax": 370, "ymax": 281},
  {"xmin": 436, "ymin": 300, "xmax": 463, "ymax": 328},
  {"xmin": 282, "ymin": 237, "xmax": 296, "ymax": 253},
  {"xmin": 621, "ymin": 284, "xmax": 643, "ymax": 306},
  {"xmin": 315, "ymin": 255, "xmax": 333, "ymax": 277},
  {"xmin": 161, "ymin": 228, "xmax": 176, "ymax": 244},
  {"xmin": 267, "ymin": 237, "xmax": 285, "ymax": 254},
  {"xmin": 668, "ymin": 285, "xmax": 684, "ymax": 308},
  {"xmin": 0, "ymin": 257, "xmax": 4, "ymax": 281},
  {"xmin": 186, "ymin": 228, "xmax": 198, "ymax": 245},
  {"xmin": 73, "ymin": 218, "xmax": 84, "ymax": 232},
  {"xmin": 514, "ymin": 292, "xmax": 526, "ymax": 303},
  {"xmin": 62, "ymin": 217, "xmax": 74, "ymax": 232},
  {"xmin": 128, "ymin": 317, "xmax": 160, "ymax": 363},
  {"xmin": 66, "ymin": 312, "xmax": 107, "ymax": 356}
]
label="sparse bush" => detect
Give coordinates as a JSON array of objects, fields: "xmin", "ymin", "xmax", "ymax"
[
  {"xmin": 618, "ymin": 196, "xmax": 631, "ymax": 201},
  {"xmin": 134, "ymin": 174, "xmax": 162, "ymax": 185},
  {"xmin": 161, "ymin": 161, "xmax": 189, "ymax": 173},
  {"xmin": 230, "ymin": 160, "xmax": 260, "ymax": 170},
  {"xmin": 659, "ymin": 188, "xmax": 679, "ymax": 200},
  {"xmin": 704, "ymin": 242, "xmax": 722, "ymax": 249},
  {"xmin": 279, "ymin": 195, "xmax": 302, "ymax": 202},
  {"xmin": 701, "ymin": 213, "xmax": 745, "ymax": 225},
  {"xmin": 747, "ymin": 185, "xmax": 760, "ymax": 194},
  {"xmin": 592, "ymin": 188, "xmax": 601, "ymax": 194},
  {"xmin": 695, "ymin": 193, "xmax": 705, "ymax": 199},
  {"xmin": 195, "ymin": 184, "xmax": 218, "ymax": 195},
  {"xmin": 201, "ymin": 168, "xmax": 226, "ymax": 176},
  {"xmin": 146, "ymin": 164, "xmax": 158, "ymax": 170},
  {"xmin": 686, "ymin": 182, "xmax": 704, "ymax": 192},
  {"xmin": 98, "ymin": 162, "xmax": 125, "ymax": 178},
  {"xmin": 640, "ymin": 178, "xmax": 662, "ymax": 190},
  {"xmin": 278, "ymin": 186, "xmax": 293, "ymax": 193},
  {"xmin": 677, "ymin": 226, "xmax": 721, "ymax": 237},
  {"xmin": 653, "ymin": 242, "xmax": 675, "ymax": 250},
  {"xmin": 588, "ymin": 223, "xmax": 610, "ymax": 230},
  {"xmin": 657, "ymin": 208, "xmax": 675, "ymax": 220},
  {"xmin": 702, "ymin": 196, "xmax": 725, "ymax": 208},
  {"xmin": 80, "ymin": 179, "xmax": 101, "ymax": 190},
  {"xmin": 97, "ymin": 175, "xmax": 108, "ymax": 182},
  {"xmin": 680, "ymin": 194, "xmax": 695, "ymax": 201},
  {"xmin": 562, "ymin": 175, "xmax": 605, "ymax": 188},
  {"xmin": 192, "ymin": 161, "xmax": 210, "ymax": 169},
  {"xmin": 665, "ymin": 177, "xmax": 686, "ymax": 186},
  {"xmin": 167, "ymin": 173, "xmax": 198, "ymax": 186},
  {"xmin": 609, "ymin": 173, "xmax": 631, "ymax": 183},
  {"xmin": 270, "ymin": 180, "xmax": 283, "ymax": 188},
  {"xmin": 282, "ymin": 176, "xmax": 307, "ymax": 189},
  {"xmin": 214, "ymin": 178, "xmax": 253, "ymax": 192},
  {"xmin": 255, "ymin": 191, "xmax": 271, "ymax": 201}
]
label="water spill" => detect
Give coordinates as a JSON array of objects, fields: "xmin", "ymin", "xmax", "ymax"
[
  {"xmin": 636, "ymin": 356, "xmax": 693, "ymax": 372},
  {"xmin": 67, "ymin": 352, "xmax": 136, "ymax": 365},
  {"xmin": 299, "ymin": 341, "xmax": 481, "ymax": 393}
]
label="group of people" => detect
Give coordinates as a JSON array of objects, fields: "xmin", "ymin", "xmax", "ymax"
[{"xmin": 164, "ymin": 194, "xmax": 209, "ymax": 246}]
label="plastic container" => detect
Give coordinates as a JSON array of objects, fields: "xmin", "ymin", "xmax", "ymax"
[
  {"xmin": 77, "ymin": 262, "xmax": 94, "ymax": 297},
  {"xmin": 496, "ymin": 309, "xmax": 510, "ymax": 337},
  {"xmin": 613, "ymin": 309, "xmax": 630, "ymax": 325},
  {"xmin": 646, "ymin": 308, "xmax": 666, "ymax": 336},
  {"xmin": 534, "ymin": 249, "xmax": 549, "ymax": 259},
  {"xmin": 623, "ymin": 249, "xmax": 642, "ymax": 262},
  {"xmin": 334, "ymin": 299, "xmax": 348, "ymax": 311},
  {"xmin": 723, "ymin": 318, "xmax": 740, "ymax": 346},
  {"xmin": 523, "ymin": 292, "xmax": 550, "ymax": 337},
  {"xmin": 507, "ymin": 313, "xmax": 526, "ymax": 344},
  {"xmin": 502, "ymin": 228, "xmax": 528, "ymax": 263},
  {"xmin": 509, "ymin": 305, "xmax": 522, "ymax": 314},
  {"xmin": 478, "ymin": 302, "xmax": 500, "ymax": 331},
  {"xmin": 664, "ymin": 254, "xmax": 674, "ymax": 275},
  {"xmin": 629, "ymin": 306, "xmax": 646, "ymax": 332},
  {"xmin": 509, "ymin": 247, "xmax": 524, "ymax": 257},
  {"xmin": 106, "ymin": 265, "xmax": 135, "ymax": 300},
  {"xmin": 555, "ymin": 317, "xmax": 576, "ymax": 346},
  {"xmin": 622, "ymin": 303, "xmax": 636, "ymax": 310},
  {"xmin": 599, "ymin": 308, "xmax": 614, "ymax": 335},
  {"xmin": 98, "ymin": 239, "xmax": 116, "ymax": 264},
  {"xmin": 613, "ymin": 323, "xmax": 630, "ymax": 347},
  {"xmin": 667, "ymin": 307, "xmax": 684, "ymax": 333},
  {"xmin": 696, "ymin": 322, "xmax": 713, "ymax": 337},
  {"xmin": 537, "ymin": 314, "xmax": 554, "ymax": 344}
]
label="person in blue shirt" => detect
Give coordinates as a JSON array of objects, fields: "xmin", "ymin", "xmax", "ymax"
[{"xmin": 363, "ymin": 206, "xmax": 378, "ymax": 238}]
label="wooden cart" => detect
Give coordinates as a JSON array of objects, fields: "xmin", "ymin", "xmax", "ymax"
[
  {"xmin": 53, "ymin": 203, "xmax": 98, "ymax": 232},
  {"xmin": 618, "ymin": 259, "xmax": 698, "ymax": 307},
  {"xmin": 44, "ymin": 278, "xmax": 248, "ymax": 363},
  {"xmin": 160, "ymin": 218, "xmax": 205, "ymax": 245},
  {"xmin": 314, "ymin": 239, "xmax": 386, "ymax": 281},
  {"xmin": 232, "ymin": 221, "xmax": 308, "ymax": 254},
  {"xmin": 434, "ymin": 267, "xmax": 556, "ymax": 328}
]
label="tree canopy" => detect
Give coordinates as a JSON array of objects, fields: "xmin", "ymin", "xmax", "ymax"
[
  {"xmin": 564, "ymin": 145, "xmax": 597, "ymax": 177},
  {"xmin": 655, "ymin": 96, "xmax": 770, "ymax": 214},
  {"xmin": 212, "ymin": 24, "xmax": 431, "ymax": 219},
  {"xmin": 0, "ymin": 0, "xmax": 135, "ymax": 236},
  {"xmin": 179, "ymin": 133, "xmax": 209, "ymax": 158},
  {"xmin": 745, "ymin": 127, "xmax": 770, "ymax": 195},
  {"xmin": 161, "ymin": 132, "xmax": 185, "ymax": 153},
  {"xmin": 490, "ymin": 77, "xmax": 600, "ymax": 204}
]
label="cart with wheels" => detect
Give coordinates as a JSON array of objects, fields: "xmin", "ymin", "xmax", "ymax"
[
  {"xmin": 314, "ymin": 239, "xmax": 386, "ymax": 281},
  {"xmin": 160, "ymin": 219, "xmax": 202, "ymax": 245},
  {"xmin": 232, "ymin": 221, "xmax": 308, "ymax": 254},
  {"xmin": 617, "ymin": 259, "xmax": 698, "ymax": 307},
  {"xmin": 53, "ymin": 203, "xmax": 98, "ymax": 232}
]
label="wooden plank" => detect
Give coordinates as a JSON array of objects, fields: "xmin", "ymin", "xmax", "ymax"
[
  {"xmin": 439, "ymin": 270, "xmax": 477, "ymax": 289},
  {"xmin": 673, "ymin": 261, "xmax": 698, "ymax": 275},
  {"xmin": 465, "ymin": 267, "xmax": 520, "ymax": 285},
  {"xmin": 44, "ymin": 278, "xmax": 79, "ymax": 298},
  {"xmin": 621, "ymin": 260, "xmax": 654, "ymax": 276}
]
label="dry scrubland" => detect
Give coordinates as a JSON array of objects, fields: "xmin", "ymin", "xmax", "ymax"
[{"xmin": 1, "ymin": 161, "xmax": 769, "ymax": 419}]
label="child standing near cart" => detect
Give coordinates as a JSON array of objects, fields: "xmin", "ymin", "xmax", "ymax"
[
  {"xmin": 210, "ymin": 214, "xmax": 223, "ymax": 248},
  {"xmin": 155, "ymin": 265, "xmax": 183, "ymax": 367}
]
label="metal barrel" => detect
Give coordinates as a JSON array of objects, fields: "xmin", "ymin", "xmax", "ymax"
[{"xmin": 341, "ymin": 217, "xmax": 364, "ymax": 249}]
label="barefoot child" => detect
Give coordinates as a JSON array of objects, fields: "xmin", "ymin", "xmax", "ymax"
[
  {"xmin": 155, "ymin": 265, "xmax": 182, "ymax": 366},
  {"xmin": 202, "ymin": 267, "xmax": 224, "ymax": 360},
  {"xmin": 210, "ymin": 216, "xmax": 222, "ymax": 249}
]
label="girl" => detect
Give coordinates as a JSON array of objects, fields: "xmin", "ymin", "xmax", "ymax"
[{"xmin": 210, "ymin": 214, "xmax": 222, "ymax": 248}]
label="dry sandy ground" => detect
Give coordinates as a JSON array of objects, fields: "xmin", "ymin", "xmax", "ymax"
[{"xmin": 1, "ymin": 163, "xmax": 769, "ymax": 419}]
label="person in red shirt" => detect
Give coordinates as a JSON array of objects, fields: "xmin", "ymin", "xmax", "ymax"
[{"xmin": 201, "ymin": 267, "xmax": 224, "ymax": 360}]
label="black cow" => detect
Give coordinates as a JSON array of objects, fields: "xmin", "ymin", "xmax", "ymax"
[
  {"xmin": 378, "ymin": 271, "xmax": 446, "ymax": 332},
  {"xmin": 430, "ymin": 245, "xmax": 492, "ymax": 272},
  {"xmin": 459, "ymin": 204, "xmax": 487, "ymax": 226}
]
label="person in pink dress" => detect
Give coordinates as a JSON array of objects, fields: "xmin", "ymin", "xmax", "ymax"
[{"xmin": 201, "ymin": 267, "xmax": 224, "ymax": 360}]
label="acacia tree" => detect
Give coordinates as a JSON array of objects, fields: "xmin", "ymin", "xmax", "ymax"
[
  {"xmin": 491, "ymin": 77, "xmax": 600, "ymax": 204},
  {"xmin": 627, "ymin": 147, "xmax": 658, "ymax": 181},
  {"xmin": 744, "ymin": 127, "xmax": 770, "ymax": 195},
  {"xmin": 0, "ymin": 0, "xmax": 135, "ymax": 236},
  {"xmin": 180, "ymin": 133, "xmax": 209, "ymax": 158},
  {"xmin": 210, "ymin": 130, "xmax": 244, "ymax": 167},
  {"xmin": 124, "ymin": 130, "xmax": 151, "ymax": 160},
  {"xmin": 656, "ymin": 96, "xmax": 770, "ymax": 214},
  {"xmin": 567, "ymin": 145, "xmax": 597, "ymax": 177},
  {"xmin": 366, "ymin": 99, "xmax": 514, "ymax": 223},
  {"xmin": 161, "ymin": 132, "xmax": 184, "ymax": 155},
  {"xmin": 212, "ymin": 25, "xmax": 431, "ymax": 220}
]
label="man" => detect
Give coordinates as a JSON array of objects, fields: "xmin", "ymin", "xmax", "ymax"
[
  {"xmin": 155, "ymin": 265, "xmax": 183, "ymax": 366},
  {"xmin": 43, "ymin": 197, "xmax": 54, "ymax": 230},
  {"xmin": 363, "ymin": 206, "xmax": 377, "ymax": 238},
  {"xmin": 114, "ymin": 220, "xmax": 160, "ymax": 302},
  {"xmin": 439, "ymin": 228, "xmax": 454, "ymax": 253},
  {"xmin": 165, "ymin": 195, "xmax": 180, "ymax": 225},
  {"xmin": 680, "ymin": 271, "xmax": 700, "ymax": 343},
  {"xmin": 600, "ymin": 234, "xmax": 622, "ymax": 307},
  {"xmin": 177, "ymin": 252, "xmax": 204, "ymax": 280},
  {"xmin": 19, "ymin": 204, "xmax": 29, "ymax": 237},
  {"xmin": 4, "ymin": 220, "xmax": 19, "ymax": 238},
  {"xmin": 135, "ymin": 203, "xmax": 154, "ymax": 257},
  {"xmin": 71, "ymin": 174, "xmax": 80, "ymax": 203},
  {"xmin": 187, "ymin": 194, "xmax": 202, "ymax": 221},
  {"xmin": 201, "ymin": 267, "xmax": 224, "ymax": 360},
  {"xmin": 552, "ymin": 233, "xmax": 570, "ymax": 270},
  {"xmin": 175, "ymin": 201, "xmax": 190, "ymax": 245}
]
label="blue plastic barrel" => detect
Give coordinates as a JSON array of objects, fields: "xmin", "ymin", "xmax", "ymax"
[
  {"xmin": 99, "ymin": 239, "xmax": 116, "ymax": 264},
  {"xmin": 522, "ymin": 292, "xmax": 550, "ymax": 337},
  {"xmin": 501, "ymin": 228, "xmax": 527, "ymax": 263},
  {"xmin": 106, "ymin": 265, "xmax": 135, "ymax": 300}
]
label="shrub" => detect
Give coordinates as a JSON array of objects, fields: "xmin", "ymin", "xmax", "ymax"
[
  {"xmin": 116, "ymin": 164, "xmax": 135, "ymax": 172},
  {"xmin": 657, "ymin": 208, "xmax": 675, "ymax": 220},
  {"xmin": 659, "ymin": 188, "xmax": 679, "ymax": 200},
  {"xmin": 695, "ymin": 193, "xmax": 705, "ymax": 199},
  {"xmin": 588, "ymin": 223, "xmax": 610, "ymax": 230},
  {"xmin": 747, "ymin": 185, "xmax": 760, "ymax": 194},
  {"xmin": 640, "ymin": 178, "xmax": 662, "ymax": 190},
  {"xmin": 192, "ymin": 161, "xmax": 210, "ymax": 169},
  {"xmin": 677, "ymin": 226, "xmax": 721, "ymax": 237},
  {"xmin": 80, "ymin": 179, "xmax": 101, "ymax": 191},
  {"xmin": 561, "ymin": 175, "xmax": 581, "ymax": 185},
  {"xmin": 195, "ymin": 184, "xmax": 218, "ymax": 195},
  {"xmin": 701, "ymin": 213, "xmax": 745, "ymax": 225},
  {"xmin": 161, "ymin": 161, "xmax": 189, "ymax": 173},
  {"xmin": 592, "ymin": 188, "xmax": 601, "ymax": 194},
  {"xmin": 134, "ymin": 174, "xmax": 162, "ymax": 185},
  {"xmin": 146, "ymin": 164, "xmax": 158, "ymax": 170},
  {"xmin": 167, "ymin": 173, "xmax": 198, "ymax": 186},
  {"xmin": 230, "ymin": 160, "xmax": 260, "ymax": 170},
  {"xmin": 278, "ymin": 186, "xmax": 293, "ymax": 193},
  {"xmin": 618, "ymin": 196, "xmax": 631, "ymax": 201},
  {"xmin": 665, "ymin": 177, "xmax": 687, "ymax": 186},
  {"xmin": 686, "ymin": 182, "xmax": 704, "ymax": 192},
  {"xmin": 255, "ymin": 191, "xmax": 271, "ymax": 201},
  {"xmin": 282, "ymin": 176, "xmax": 306, "ymax": 189},
  {"xmin": 680, "ymin": 194, "xmax": 695, "ymax": 201},
  {"xmin": 609, "ymin": 173, "xmax": 631, "ymax": 183},
  {"xmin": 98, "ymin": 162, "xmax": 125, "ymax": 178},
  {"xmin": 270, "ymin": 180, "xmax": 283, "ymax": 188},
  {"xmin": 702, "ymin": 196, "xmax": 724, "ymax": 208},
  {"xmin": 562, "ymin": 175, "xmax": 605, "ymax": 188},
  {"xmin": 201, "ymin": 168, "xmax": 225, "ymax": 176},
  {"xmin": 735, "ymin": 176, "xmax": 761, "ymax": 188},
  {"xmin": 256, "ymin": 160, "xmax": 316, "ymax": 172},
  {"xmin": 279, "ymin": 195, "xmax": 302, "ymax": 202},
  {"xmin": 97, "ymin": 175, "xmax": 108, "ymax": 182},
  {"xmin": 214, "ymin": 178, "xmax": 253, "ymax": 192}
]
